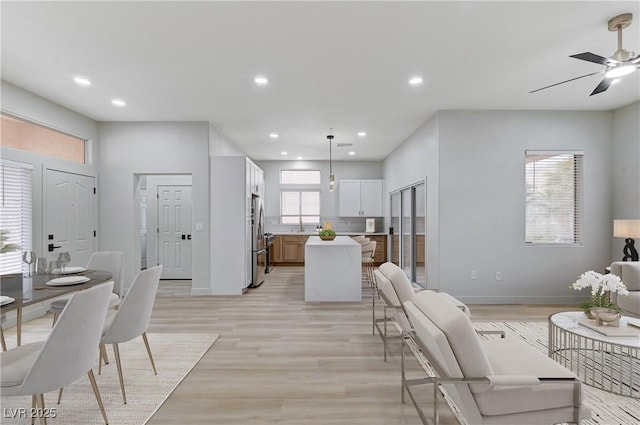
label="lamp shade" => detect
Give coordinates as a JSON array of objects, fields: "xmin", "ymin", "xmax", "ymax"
[{"xmin": 613, "ymin": 219, "xmax": 640, "ymax": 238}]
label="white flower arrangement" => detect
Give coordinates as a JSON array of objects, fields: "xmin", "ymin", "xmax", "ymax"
[{"xmin": 572, "ymin": 270, "xmax": 629, "ymax": 312}]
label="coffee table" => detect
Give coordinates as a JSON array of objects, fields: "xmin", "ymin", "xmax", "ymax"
[{"xmin": 549, "ymin": 311, "xmax": 640, "ymax": 398}]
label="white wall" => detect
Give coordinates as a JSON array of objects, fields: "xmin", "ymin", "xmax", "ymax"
[
  {"xmin": 97, "ymin": 122, "xmax": 209, "ymax": 293},
  {"xmin": 209, "ymin": 124, "xmax": 246, "ymax": 156},
  {"xmin": 611, "ymin": 101, "xmax": 640, "ymax": 261},
  {"xmin": 384, "ymin": 108, "xmax": 618, "ymax": 304},
  {"xmin": 257, "ymin": 160, "xmax": 384, "ymax": 233},
  {"xmin": 383, "ymin": 113, "xmax": 440, "ymax": 287},
  {"xmin": 0, "ymin": 80, "xmax": 99, "ymax": 322}
]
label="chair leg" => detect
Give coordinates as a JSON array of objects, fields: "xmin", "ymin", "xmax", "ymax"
[
  {"xmin": 57, "ymin": 387, "xmax": 63, "ymax": 404},
  {"xmin": 142, "ymin": 332, "xmax": 157, "ymax": 375},
  {"xmin": 101, "ymin": 343, "xmax": 110, "ymax": 364},
  {"xmin": 36, "ymin": 393, "xmax": 47, "ymax": 425},
  {"xmin": 113, "ymin": 343, "xmax": 127, "ymax": 404},
  {"xmin": 0, "ymin": 326, "xmax": 6, "ymax": 351},
  {"xmin": 51, "ymin": 313, "xmax": 58, "ymax": 327},
  {"xmin": 87, "ymin": 369, "xmax": 109, "ymax": 425},
  {"xmin": 98, "ymin": 343, "xmax": 109, "ymax": 375}
]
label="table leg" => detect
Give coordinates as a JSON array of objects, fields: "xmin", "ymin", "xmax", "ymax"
[{"xmin": 16, "ymin": 308, "xmax": 22, "ymax": 346}]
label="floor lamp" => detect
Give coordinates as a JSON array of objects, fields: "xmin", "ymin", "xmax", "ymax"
[{"xmin": 613, "ymin": 219, "xmax": 640, "ymax": 261}]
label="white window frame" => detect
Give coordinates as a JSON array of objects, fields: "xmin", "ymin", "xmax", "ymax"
[
  {"xmin": 0, "ymin": 160, "xmax": 33, "ymax": 274},
  {"xmin": 280, "ymin": 190, "xmax": 320, "ymax": 225},
  {"xmin": 525, "ymin": 150, "xmax": 583, "ymax": 246},
  {"xmin": 280, "ymin": 170, "xmax": 321, "ymax": 185}
]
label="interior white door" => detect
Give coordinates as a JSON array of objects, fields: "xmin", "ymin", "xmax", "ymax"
[
  {"xmin": 43, "ymin": 169, "xmax": 96, "ymax": 267},
  {"xmin": 140, "ymin": 189, "xmax": 148, "ymax": 269},
  {"xmin": 157, "ymin": 185, "xmax": 192, "ymax": 279}
]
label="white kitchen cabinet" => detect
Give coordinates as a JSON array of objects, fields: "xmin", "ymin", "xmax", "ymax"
[
  {"xmin": 338, "ymin": 179, "xmax": 383, "ymax": 217},
  {"xmin": 211, "ymin": 156, "xmax": 264, "ymax": 295}
]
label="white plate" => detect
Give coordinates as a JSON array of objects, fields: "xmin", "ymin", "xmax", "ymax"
[
  {"xmin": 51, "ymin": 266, "xmax": 86, "ymax": 275},
  {"xmin": 0, "ymin": 296, "xmax": 15, "ymax": 306},
  {"xmin": 46, "ymin": 276, "xmax": 91, "ymax": 286}
]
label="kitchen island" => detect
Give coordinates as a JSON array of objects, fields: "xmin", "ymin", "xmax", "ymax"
[{"xmin": 304, "ymin": 235, "xmax": 362, "ymax": 302}]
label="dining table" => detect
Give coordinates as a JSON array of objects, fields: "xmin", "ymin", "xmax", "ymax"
[{"xmin": 0, "ymin": 270, "xmax": 112, "ymax": 346}]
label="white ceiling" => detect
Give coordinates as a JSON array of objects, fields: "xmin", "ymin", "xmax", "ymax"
[{"xmin": 2, "ymin": 1, "xmax": 639, "ymax": 161}]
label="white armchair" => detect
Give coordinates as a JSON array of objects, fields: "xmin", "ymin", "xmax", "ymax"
[
  {"xmin": 610, "ymin": 261, "xmax": 640, "ymax": 318},
  {"xmin": 402, "ymin": 290, "xmax": 591, "ymax": 425}
]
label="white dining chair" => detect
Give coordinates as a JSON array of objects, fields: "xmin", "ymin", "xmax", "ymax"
[
  {"xmin": 50, "ymin": 251, "xmax": 125, "ymax": 326},
  {"xmin": 0, "ymin": 281, "xmax": 114, "ymax": 425},
  {"xmin": 99, "ymin": 265, "xmax": 162, "ymax": 404},
  {"xmin": 1, "ymin": 315, "xmax": 6, "ymax": 351}
]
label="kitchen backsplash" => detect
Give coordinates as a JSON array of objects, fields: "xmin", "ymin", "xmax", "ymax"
[{"xmin": 265, "ymin": 216, "xmax": 383, "ymax": 234}]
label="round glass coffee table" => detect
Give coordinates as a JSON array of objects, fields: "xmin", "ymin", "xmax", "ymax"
[{"xmin": 549, "ymin": 311, "xmax": 640, "ymax": 398}]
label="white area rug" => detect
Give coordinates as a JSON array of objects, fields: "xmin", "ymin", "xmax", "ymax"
[
  {"xmin": 0, "ymin": 332, "xmax": 218, "ymax": 425},
  {"xmin": 472, "ymin": 321, "xmax": 640, "ymax": 425}
]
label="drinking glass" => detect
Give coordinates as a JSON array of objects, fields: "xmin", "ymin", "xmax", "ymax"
[
  {"xmin": 58, "ymin": 252, "xmax": 71, "ymax": 274},
  {"xmin": 22, "ymin": 251, "xmax": 36, "ymax": 277}
]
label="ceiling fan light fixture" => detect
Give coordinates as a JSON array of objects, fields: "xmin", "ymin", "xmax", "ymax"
[{"xmin": 605, "ymin": 64, "xmax": 636, "ymax": 79}]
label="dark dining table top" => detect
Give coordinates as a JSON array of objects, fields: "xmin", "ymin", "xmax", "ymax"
[{"xmin": 0, "ymin": 270, "xmax": 113, "ymax": 313}]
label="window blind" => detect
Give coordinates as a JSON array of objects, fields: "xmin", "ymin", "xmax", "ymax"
[
  {"xmin": 0, "ymin": 162, "xmax": 33, "ymax": 274},
  {"xmin": 525, "ymin": 151, "xmax": 583, "ymax": 244},
  {"xmin": 281, "ymin": 191, "xmax": 320, "ymax": 224}
]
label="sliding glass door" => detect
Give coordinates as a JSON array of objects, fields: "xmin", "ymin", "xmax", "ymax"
[{"xmin": 389, "ymin": 181, "xmax": 426, "ymax": 288}]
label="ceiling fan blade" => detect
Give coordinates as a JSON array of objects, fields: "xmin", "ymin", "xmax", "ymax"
[
  {"xmin": 570, "ymin": 52, "xmax": 617, "ymax": 66},
  {"xmin": 529, "ymin": 71, "xmax": 603, "ymax": 94},
  {"xmin": 590, "ymin": 78, "xmax": 613, "ymax": 96}
]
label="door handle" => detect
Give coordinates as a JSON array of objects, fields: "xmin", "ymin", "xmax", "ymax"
[
  {"xmin": 187, "ymin": 234, "xmax": 192, "ymax": 240},
  {"xmin": 181, "ymin": 234, "xmax": 186, "ymax": 240},
  {"xmin": 48, "ymin": 243, "xmax": 61, "ymax": 252}
]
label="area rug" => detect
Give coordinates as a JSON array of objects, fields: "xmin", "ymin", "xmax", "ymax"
[
  {"xmin": 472, "ymin": 321, "xmax": 640, "ymax": 425},
  {"xmin": 0, "ymin": 332, "xmax": 218, "ymax": 425}
]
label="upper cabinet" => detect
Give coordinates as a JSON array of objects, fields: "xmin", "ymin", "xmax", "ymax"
[
  {"xmin": 246, "ymin": 158, "xmax": 264, "ymax": 198},
  {"xmin": 338, "ymin": 179, "xmax": 383, "ymax": 217}
]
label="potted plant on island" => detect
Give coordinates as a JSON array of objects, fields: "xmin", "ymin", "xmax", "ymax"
[
  {"xmin": 318, "ymin": 228, "xmax": 336, "ymax": 241},
  {"xmin": 571, "ymin": 270, "xmax": 629, "ymax": 326}
]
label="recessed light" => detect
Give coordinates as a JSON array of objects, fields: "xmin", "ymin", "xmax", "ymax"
[
  {"xmin": 296, "ymin": 156, "xmax": 303, "ymax": 160},
  {"xmin": 409, "ymin": 76, "xmax": 423, "ymax": 86},
  {"xmin": 269, "ymin": 133, "xmax": 279, "ymax": 139},
  {"xmin": 348, "ymin": 151, "xmax": 356, "ymax": 156},
  {"xmin": 111, "ymin": 99, "xmax": 126, "ymax": 107},
  {"xmin": 280, "ymin": 151, "xmax": 288, "ymax": 156},
  {"xmin": 357, "ymin": 131, "xmax": 366, "ymax": 137},
  {"xmin": 254, "ymin": 76, "xmax": 269, "ymax": 86},
  {"xmin": 73, "ymin": 76, "xmax": 91, "ymax": 87}
]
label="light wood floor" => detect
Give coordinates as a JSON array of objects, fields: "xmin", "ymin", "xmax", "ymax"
[{"xmin": 142, "ymin": 266, "xmax": 579, "ymax": 425}]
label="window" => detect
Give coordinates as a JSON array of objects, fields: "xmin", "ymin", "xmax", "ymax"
[
  {"xmin": 525, "ymin": 151, "xmax": 583, "ymax": 244},
  {"xmin": 0, "ymin": 161, "xmax": 33, "ymax": 274},
  {"xmin": 280, "ymin": 170, "xmax": 321, "ymax": 185},
  {"xmin": 281, "ymin": 191, "xmax": 320, "ymax": 224},
  {"xmin": 1, "ymin": 113, "xmax": 86, "ymax": 164}
]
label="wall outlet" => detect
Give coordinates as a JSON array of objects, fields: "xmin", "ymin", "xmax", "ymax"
[
  {"xmin": 470, "ymin": 270, "xmax": 477, "ymax": 280},
  {"xmin": 496, "ymin": 272, "xmax": 502, "ymax": 281}
]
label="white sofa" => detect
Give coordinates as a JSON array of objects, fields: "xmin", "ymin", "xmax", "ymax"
[
  {"xmin": 403, "ymin": 290, "xmax": 590, "ymax": 425},
  {"xmin": 610, "ymin": 261, "xmax": 640, "ymax": 318}
]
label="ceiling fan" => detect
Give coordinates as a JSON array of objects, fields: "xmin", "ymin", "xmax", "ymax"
[{"xmin": 530, "ymin": 13, "xmax": 640, "ymax": 96}]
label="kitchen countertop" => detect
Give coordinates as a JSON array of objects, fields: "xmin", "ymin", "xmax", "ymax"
[{"xmin": 270, "ymin": 232, "xmax": 387, "ymax": 236}]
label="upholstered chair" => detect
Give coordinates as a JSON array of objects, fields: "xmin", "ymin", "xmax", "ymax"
[
  {"xmin": 50, "ymin": 251, "xmax": 125, "ymax": 325},
  {"xmin": 610, "ymin": 261, "xmax": 640, "ymax": 318},
  {"xmin": 361, "ymin": 240, "xmax": 376, "ymax": 286},
  {"xmin": 99, "ymin": 265, "xmax": 163, "ymax": 404},
  {"xmin": 0, "ymin": 282, "xmax": 114, "ymax": 425}
]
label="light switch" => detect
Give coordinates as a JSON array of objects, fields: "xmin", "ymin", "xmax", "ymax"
[{"xmin": 195, "ymin": 223, "xmax": 204, "ymax": 232}]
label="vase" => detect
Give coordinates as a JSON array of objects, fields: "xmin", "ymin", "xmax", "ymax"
[
  {"xmin": 589, "ymin": 307, "xmax": 621, "ymax": 327},
  {"xmin": 319, "ymin": 235, "xmax": 335, "ymax": 241}
]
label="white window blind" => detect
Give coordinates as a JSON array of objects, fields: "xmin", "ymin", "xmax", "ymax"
[
  {"xmin": 0, "ymin": 162, "xmax": 33, "ymax": 274},
  {"xmin": 281, "ymin": 191, "xmax": 320, "ymax": 224},
  {"xmin": 525, "ymin": 151, "xmax": 583, "ymax": 244}
]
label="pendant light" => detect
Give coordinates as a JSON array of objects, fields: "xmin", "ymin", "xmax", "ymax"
[{"xmin": 327, "ymin": 133, "xmax": 335, "ymax": 192}]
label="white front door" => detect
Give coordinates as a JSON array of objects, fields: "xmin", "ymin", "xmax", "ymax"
[
  {"xmin": 157, "ymin": 185, "xmax": 192, "ymax": 279},
  {"xmin": 43, "ymin": 169, "xmax": 96, "ymax": 266}
]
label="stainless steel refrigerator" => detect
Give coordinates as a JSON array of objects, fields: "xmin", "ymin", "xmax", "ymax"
[{"xmin": 250, "ymin": 195, "xmax": 266, "ymax": 288}]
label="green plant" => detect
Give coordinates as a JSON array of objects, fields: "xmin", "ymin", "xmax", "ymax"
[{"xmin": 318, "ymin": 229, "xmax": 336, "ymax": 237}]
